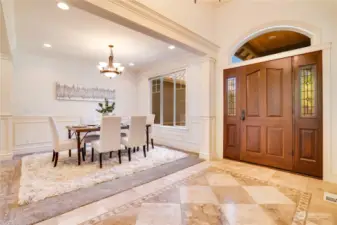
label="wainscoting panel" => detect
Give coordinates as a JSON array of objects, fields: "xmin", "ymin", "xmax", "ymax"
[
  {"xmin": 152, "ymin": 116, "xmax": 201, "ymax": 153},
  {"xmin": 12, "ymin": 116, "xmax": 80, "ymax": 155}
]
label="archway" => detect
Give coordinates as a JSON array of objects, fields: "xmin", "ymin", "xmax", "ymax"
[{"xmin": 232, "ymin": 30, "xmax": 311, "ymax": 63}]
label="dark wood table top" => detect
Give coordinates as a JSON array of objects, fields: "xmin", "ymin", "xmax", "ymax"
[{"xmin": 66, "ymin": 124, "xmax": 150, "ymax": 132}]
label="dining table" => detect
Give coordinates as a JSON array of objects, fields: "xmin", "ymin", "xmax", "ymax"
[{"xmin": 66, "ymin": 124, "xmax": 151, "ymax": 165}]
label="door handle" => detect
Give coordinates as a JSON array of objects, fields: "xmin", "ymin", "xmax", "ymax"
[{"xmin": 241, "ymin": 110, "xmax": 246, "ymax": 121}]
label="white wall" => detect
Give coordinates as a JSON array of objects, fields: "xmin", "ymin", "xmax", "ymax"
[
  {"xmin": 213, "ymin": 0, "xmax": 337, "ymax": 182},
  {"xmin": 137, "ymin": 57, "xmax": 204, "ymax": 153},
  {"xmin": 9, "ymin": 51, "xmax": 138, "ymax": 154},
  {"xmin": 136, "ymin": 0, "xmax": 216, "ymax": 43}
]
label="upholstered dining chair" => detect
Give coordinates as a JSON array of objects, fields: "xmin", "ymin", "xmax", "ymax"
[
  {"xmin": 48, "ymin": 117, "xmax": 83, "ymax": 167},
  {"xmin": 91, "ymin": 116, "xmax": 122, "ymax": 168},
  {"xmin": 146, "ymin": 114, "xmax": 156, "ymax": 149},
  {"xmin": 122, "ymin": 116, "xmax": 147, "ymax": 161},
  {"xmin": 79, "ymin": 117, "xmax": 100, "ymax": 160}
]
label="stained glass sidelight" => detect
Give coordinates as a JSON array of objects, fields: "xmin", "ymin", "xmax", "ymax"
[
  {"xmin": 227, "ymin": 77, "xmax": 236, "ymax": 116},
  {"xmin": 300, "ymin": 65, "xmax": 316, "ymax": 117}
]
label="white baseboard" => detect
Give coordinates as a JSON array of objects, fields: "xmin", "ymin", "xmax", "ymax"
[{"xmin": 0, "ymin": 152, "xmax": 13, "ymax": 161}]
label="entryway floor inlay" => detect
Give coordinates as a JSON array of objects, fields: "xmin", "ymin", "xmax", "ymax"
[{"xmin": 79, "ymin": 167, "xmax": 312, "ymax": 225}]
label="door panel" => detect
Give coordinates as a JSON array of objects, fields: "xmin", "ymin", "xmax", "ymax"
[
  {"xmin": 293, "ymin": 51, "xmax": 322, "ymax": 177},
  {"xmin": 240, "ymin": 57, "xmax": 293, "ymax": 170}
]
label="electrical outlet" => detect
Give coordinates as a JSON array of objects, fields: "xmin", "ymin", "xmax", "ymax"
[{"xmin": 324, "ymin": 192, "xmax": 337, "ymax": 205}]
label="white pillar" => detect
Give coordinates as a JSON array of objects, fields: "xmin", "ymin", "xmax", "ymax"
[
  {"xmin": 198, "ymin": 57, "xmax": 216, "ymax": 160},
  {"xmin": 0, "ymin": 54, "xmax": 13, "ymax": 161}
]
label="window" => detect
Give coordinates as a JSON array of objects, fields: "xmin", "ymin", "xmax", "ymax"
[
  {"xmin": 300, "ymin": 65, "xmax": 317, "ymax": 117},
  {"xmin": 150, "ymin": 70, "xmax": 186, "ymax": 127},
  {"xmin": 227, "ymin": 77, "xmax": 236, "ymax": 116}
]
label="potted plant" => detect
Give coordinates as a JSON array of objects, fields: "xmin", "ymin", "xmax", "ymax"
[{"xmin": 96, "ymin": 98, "xmax": 115, "ymax": 116}]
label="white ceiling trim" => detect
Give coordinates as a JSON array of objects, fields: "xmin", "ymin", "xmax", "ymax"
[{"xmin": 70, "ymin": 0, "xmax": 219, "ymax": 57}]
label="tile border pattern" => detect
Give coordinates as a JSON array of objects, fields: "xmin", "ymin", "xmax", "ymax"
[{"xmin": 79, "ymin": 166, "xmax": 312, "ymax": 225}]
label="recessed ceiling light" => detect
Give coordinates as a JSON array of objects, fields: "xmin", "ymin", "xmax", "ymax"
[
  {"xmin": 168, "ymin": 45, "xmax": 175, "ymax": 50},
  {"xmin": 269, "ymin": 35, "xmax": 277, "ymax": 40},
  {"xmin": 57, "ymin": 2, "xmax": 70, "ymax": 10},
  {"xmin": 43, "ymin": 43, "xmax": 52, "ymax": 48},
  {"xmin": 129, "ymin": 63, "xmax": 135, "ymax": 66}
]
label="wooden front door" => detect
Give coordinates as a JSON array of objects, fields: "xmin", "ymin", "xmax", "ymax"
[
  {"xmin": 240, "ymin": 58, "xmax": 293, "ymax": 170},
  {"xmin": 223, "ymin": 51, "xmax": 323, "ymax": 177}
]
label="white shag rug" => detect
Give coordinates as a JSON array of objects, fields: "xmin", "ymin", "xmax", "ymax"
[{"xmin": 18, "ymin": 146, "xmax": 188, "ymax": 205}]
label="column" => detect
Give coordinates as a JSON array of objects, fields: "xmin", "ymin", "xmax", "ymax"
[{"xmin": 198, "ymin": 57, "xmax": 216, "ymax": 160}]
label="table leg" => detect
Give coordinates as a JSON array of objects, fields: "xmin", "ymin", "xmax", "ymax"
[
  {"xmin": 146, "ymin": 125, "xmax": 149, "ymax": 151},
  {"xmin": 77, "ymin": 131, "xmax": 81, "ymax": 165},
  {"xmin": 68, "ymin": 130, "xmax": 71, "ymax": 157}
]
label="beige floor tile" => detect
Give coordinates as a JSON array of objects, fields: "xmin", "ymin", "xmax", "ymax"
[
  {"xmin": 94, "ymin": 207, "xmax": 140, "ymax": 225},
  {"xmin": 144, "ymin": 186, "xmax": 181, "ymax": 204},
  {"xmin": 181, "ymin": 203, "xmax": 222, "ymax": 225},
  {"xmin": 98, "ymin": 189, "xmax": 142, "ymax": 211},
  {"xmin": 243, "ymin": 186, "xmax": 295, "ymax": 205},
  {"xmin": 135, "ymin": 203, "xmax": 182, "ymax": 225},
  {"xmin": 211, "ymin": 186, "xmax": 256, "ymax": 204},
  {"xmin": 180, "ymin": 186, "xmax": 219, "ymax": 204},
  {"xmin": 269, "ymin": 171, "xmax": 309, "ymax": 191},
  {"xmin": 260, "ymin": 204, "xmax": 297, "ymax": 225},
  {"xmin": 56, "ymin": 201, "xmax": 108, "ymax": 225},
  {"xmin": 307, "ymin": 177, "xmax": 337, "ymax": 197},
  {"xmin": 205, "ymin": 173, "xmax": 240, "ymax": 186},
  {"xmin": 221, "ymin": 204, "xmax": 275, "ymax": 225}
]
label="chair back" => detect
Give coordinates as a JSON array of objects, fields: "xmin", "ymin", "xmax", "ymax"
[
  {"xmin": 146, "ymin": 114, "xmax": 155, "ymax": 134},
  {"xmin": 48, "ymin": 117, "xmax": 59, "ymax": 149},
  {"xmin": 100, "ymin": 116, "xmax": 121, "ymax": 151},
  {"xmin": 128, "ymin": 116, "xmax": 146, "ymax": 146}
]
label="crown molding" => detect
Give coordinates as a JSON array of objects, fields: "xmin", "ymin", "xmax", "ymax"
[{"xmin": 70, "ymin": 0, "xmax": 219, "ymax": 57}]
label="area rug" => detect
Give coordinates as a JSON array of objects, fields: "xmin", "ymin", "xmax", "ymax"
[{"xmin": 18, "ymin": 146, "xmax": 188, "ymax": 205}]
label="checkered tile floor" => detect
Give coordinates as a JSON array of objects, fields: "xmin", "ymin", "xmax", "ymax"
[{"xmin": 83, "ymin": 167, "xmax": 308, "ymax": 225}]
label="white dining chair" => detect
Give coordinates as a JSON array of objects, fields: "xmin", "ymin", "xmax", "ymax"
[
  {"xmin": 79, "ymin": 117, "xmax": 100, "ymax": 159},
  {"xmin": 91, "ymin": 116, "xmax": 122, "ymax": 168},
  {"xmin": 121, "ymin": 116, "xmax": 147, "ymax": 161},
  {"xmin": 48, "ymin": 117, "xmax": 83, "ymax": 167},
  {"xmin": 146, "ymin": 114, "xmax": 156, "ymax": 149}
]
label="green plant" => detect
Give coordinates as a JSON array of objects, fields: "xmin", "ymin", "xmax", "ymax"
[{"xmin": 96, "ymin": 98, "xmax": 115, "ymax": 114}]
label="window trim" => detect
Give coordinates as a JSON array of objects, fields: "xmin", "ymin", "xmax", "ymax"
[{"xmin": 149, "ymin": 69, "xmax": 187, "ymax": 128}]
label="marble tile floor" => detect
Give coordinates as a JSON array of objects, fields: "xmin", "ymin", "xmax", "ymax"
[
  {"xmin": 35, "ymin": 159, "xmax": 337, "ymax": 225},
  {"xmin": 0, "ymin": 150, "xmax": 203, "ymax": 225}
]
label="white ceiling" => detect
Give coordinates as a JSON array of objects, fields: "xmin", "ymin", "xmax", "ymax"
[{"xmin": 13, "ymin": 0, "xmax": 195, "ymax": 72}]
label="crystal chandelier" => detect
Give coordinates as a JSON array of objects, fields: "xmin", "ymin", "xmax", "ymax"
[{"xmin": 97, "ymin": 45, "xmax": 124, "ymax": 79}]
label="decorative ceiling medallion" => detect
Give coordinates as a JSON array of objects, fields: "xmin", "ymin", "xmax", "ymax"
[{"xmin": 97, "ymin": 45, "xmax": 124, "ymax": 79}]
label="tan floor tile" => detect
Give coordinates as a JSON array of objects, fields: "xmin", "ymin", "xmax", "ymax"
[
  {"xmin": 144, "ymin": 186, "xmax": 181, "ymax": 204},
  {"xmin": 135, "ymin": 203, "xmax": 182, "ymax": 225},
  {"xmin": 243, "ymin": 186, "xmax": 295, "ymax": 205},
  {"xmin": 211, "ymin": 186, "xmax": 256, "ymax": 204},
  {"xmin": 181, "ymin": 203, "xmax": 222, "ymax": 225},
  {"xmin": 180, "ymin": 186, "xmax": 219, "ymax": 204},
  {"xmin": 98, "ymin": 189, "xmax": 142, "ymax": 211},
  {"xmin": 269, "ymin": 171, "xmax": 309, "ymax": 191},
  {"xmin": 94, "ymin": 207, "xmax": 140, "ymax": 225},
  {"xmin": 261, "ymin": 204, "xmax": 297, "ymax": 225},
  {"xmin": 308, "ymin": 196, "xmax": 337, "ymax": 224},
  {"xmin": 221, "ymin": 204, "xmax": 275, "ymax": 225},
  {"xmin": 307, "ymin": 177, "xmax": 337, "ymax": 197},
  {"xmin": 184, "ymin": 174, "xmax": 209, "ymax": 186},
  {"xmin": 205, "ymin": 173, "xmax": 240, "ymax": 186}
]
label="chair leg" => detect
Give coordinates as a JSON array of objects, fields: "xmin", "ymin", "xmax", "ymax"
[
  {"xmin": 110, "ymin": 152, "xmax": 112, "ymax": 158},
  {"xmin": 143, "ymin": 145, "xmax": 146, "ymax": 158},
  {"xmin": 68, "ymin": 149, "xmax": 71, "ymax": 157},
  {"xmin": 128, "ymin": 148, "xmax": 131, "ymax": 161},
  {"xmin": 118, "ymin": 150, "xmax": 122, "ymax": 164},
  {"xmin": 99, "ymin": 153, "xmax": 103, "ymax": 168},
  {"xmin": 151, "ymin": 138, "xmax": 154, "ymax": 149},
  {"xmin": 77, "ymin": 149, "xmax": 81, "ymax": 165},
  {"xmin": 82, "ymin": 148, "xmax": 86, "ymax": 161},
  {"xmin": 133, "ymin": 147, "xmax": 136, "ymax": 153},
  {"xmin": 54, "ymin": 152, "xmax": 59, "ymax": 167},
  {"xmin": 91, "ymin": 148, "xmax": 94, "ymax": 162},
  {"xmin": 137, "ymin": 146, "xmax": 139, "ymax": 152},
  {"xmin": 52, "ymin": 150, "xmax": 55, "ymax": 162}
]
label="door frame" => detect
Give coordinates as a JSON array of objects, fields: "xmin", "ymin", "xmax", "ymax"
[{"xmin": 223, "ymin": 43, "xmax": 333, "ymax": 181}]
